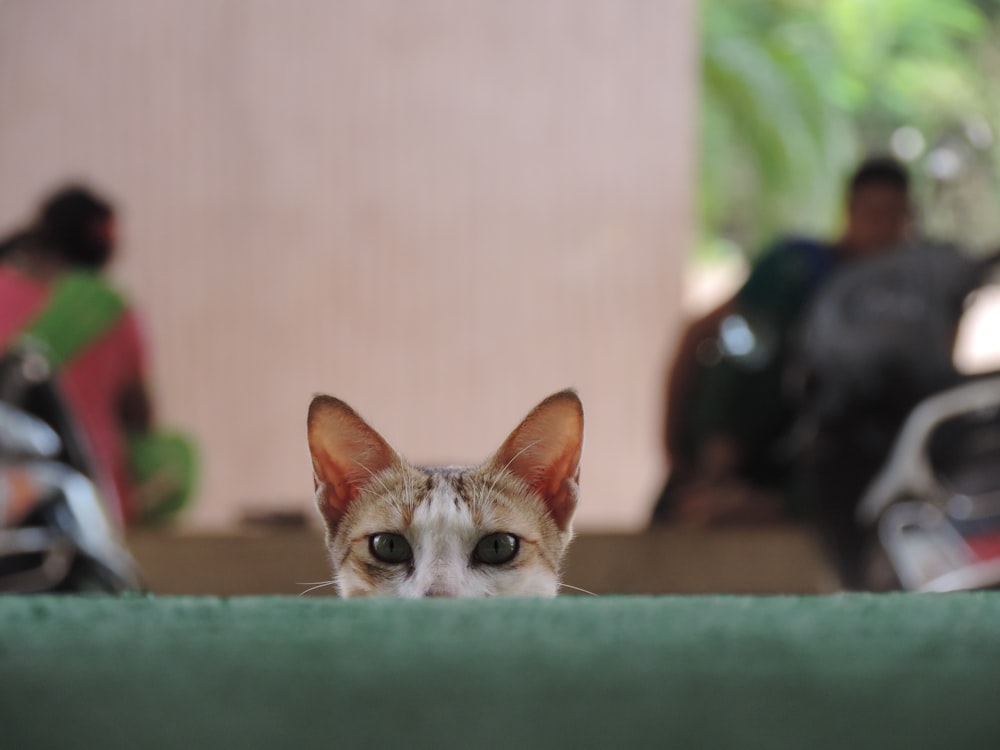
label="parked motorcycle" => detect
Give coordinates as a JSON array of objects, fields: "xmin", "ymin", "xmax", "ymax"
[
  {"xmin": 0, "ymin": 344, "xmax": 141, "ymax": 593},
  {"xmin": 794, "ymin": 239, "xmax": 1000, "ymax": 590}
]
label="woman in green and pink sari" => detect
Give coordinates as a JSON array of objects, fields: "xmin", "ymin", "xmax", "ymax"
[{"xmin": 0, "ymin": 185, "xmax": 193, "ymax": 526}]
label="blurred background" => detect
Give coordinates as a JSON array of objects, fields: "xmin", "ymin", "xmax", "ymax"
[
  {"xmin": 3, "ymin": 0, "xmax": 1000, "ymax": 595},
  {"xmin": 693, "ymin": 0, "xmax": 1000, "ymax": 347},
  {"xmin": 0, "ymin": 0, "xmax": 694, "ymax": 531}
]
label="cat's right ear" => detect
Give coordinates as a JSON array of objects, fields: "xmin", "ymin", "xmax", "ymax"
[
  {"xmin": 490, "ymin": 389, "xmax": 584, "ymax": 531},
  {"xmin": 307, "ymin": 395, "xmax": 399, "ymax": 529}
]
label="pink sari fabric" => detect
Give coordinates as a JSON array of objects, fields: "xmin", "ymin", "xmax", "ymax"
[{"xmin": 0, "ymin": 266, "xmax": 147, "ymax": 525}]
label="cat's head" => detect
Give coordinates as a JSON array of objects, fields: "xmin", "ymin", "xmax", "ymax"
[{"xmin": 306, "ymin": 390, "xmax": 583, "ymax": 598}]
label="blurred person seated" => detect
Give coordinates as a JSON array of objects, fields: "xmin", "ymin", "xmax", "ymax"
[
  {"xmin": 652, "ymin": 157, "xmax": 913, "ymax": 527},
  {"xmin": 0, "ymin": 184, "xmax": 194, "ymax": 527}
]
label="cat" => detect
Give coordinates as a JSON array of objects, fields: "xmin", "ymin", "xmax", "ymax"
[{"xmin": 306, "ymin": 389, "xmax": 583, "ymax": 598}]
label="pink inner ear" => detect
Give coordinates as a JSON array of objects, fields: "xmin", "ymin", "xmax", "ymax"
[
  {"xmin": 307, "ymin": 396, "xmax": 398, "ymax": 527},
  {"xmin": 494, "ymin": 391, "xmax": 583, "ymax": 530}
]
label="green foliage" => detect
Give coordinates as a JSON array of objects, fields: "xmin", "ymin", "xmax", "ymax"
[{"xmin": 701, "ymin": 0, "xmax": 1000, "ymax": 258}]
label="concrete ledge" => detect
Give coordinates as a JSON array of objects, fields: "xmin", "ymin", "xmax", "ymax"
[{"xmin": 127, "ymin": 525, "xmax": 838, "ymax": 595}]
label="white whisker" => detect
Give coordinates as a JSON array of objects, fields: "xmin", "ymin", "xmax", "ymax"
[
  {"xmin": 481, "ymin": 438, "xmax": 542, "ymax": 505},
  {"xmin": 354, "ymin": 461, "xmax": 393, "ymax": 496},
  {"xmin": 298, "ymin": 580, "xmax": 337, "ymax": 597},
  {"xmin": 398, "ymin": 452, "xmax": 414, "ymax": 505},
  {"xmin": 558, "ymin": 582, "xmax": 598, "ymax": 597}
]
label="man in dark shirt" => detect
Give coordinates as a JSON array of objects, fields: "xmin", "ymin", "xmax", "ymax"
[{"xmin": 654, "ymin": 156, "xmax": 913, "ymax": 525}]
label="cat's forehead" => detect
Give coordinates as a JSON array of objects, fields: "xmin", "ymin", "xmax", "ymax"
[
  {"xmin": 419, "ymin": 466, "xmax": 467, "ymax": 486},
  {"xmin": 420, "ymin": 464, "xmax": 526, "ymax": 499},
  {"xmin": 346, "ymin": 464, "xmax": 475, "ymax": 520},
  {"xmin": 415, "ymin": 464, "xmax": 545, "ymax": 530},
  {"xmin": 414, "ymin": 464, "xmax": 495, "ymax": 495},
  {"xmin": 344, "ymin": 461, "xmax": 535, "ymax": 531}
]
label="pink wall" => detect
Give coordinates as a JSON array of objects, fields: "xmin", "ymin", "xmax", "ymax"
[{"xmin": 0, "ymin": 1, "xmax": 696, "ymax": 529}]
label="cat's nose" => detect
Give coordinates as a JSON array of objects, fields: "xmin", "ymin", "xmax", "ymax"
[{"xmin": 423, "ymin": 586, "xmax": 456, "ymax": 598}]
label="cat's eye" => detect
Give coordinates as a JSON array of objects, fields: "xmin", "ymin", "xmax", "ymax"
[
  {"xmin": 473, "ymin": 533, "xmax": 519, "ymax": 565},
  {"xmin": 369, "ymin": 533, "xmax": 413, "ymax": 564}
]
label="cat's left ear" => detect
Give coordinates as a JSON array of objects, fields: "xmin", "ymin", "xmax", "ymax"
[
  {"xmin": 308, "ymin": 395, "xmax": 400, "ymax": 530},
  {"xmin": 490, "ymin": 389, "xmax": 583, "ymax": 531}
]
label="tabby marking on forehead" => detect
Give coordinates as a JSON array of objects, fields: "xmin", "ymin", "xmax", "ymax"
[{"xmin": 306, "ymin": 390, "xmax": 583, "ymax": 598}]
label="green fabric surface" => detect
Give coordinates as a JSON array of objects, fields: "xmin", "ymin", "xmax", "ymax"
[{"xmin": 2, "ymin": 594, "xmax": 999, "ymax": 750}]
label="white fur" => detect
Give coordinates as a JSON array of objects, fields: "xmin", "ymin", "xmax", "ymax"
[{"xmin": 335, "ymin": 479, "xmax": 559, "ymax": 598}]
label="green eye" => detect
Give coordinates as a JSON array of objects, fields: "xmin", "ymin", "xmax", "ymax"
[
  {"xmin": 369, "ymin": 533, "xmax": 413, "ymax": 564},
  {"xmin": 474, "ymin": 533, "xmax": 519, "ymax": 565}
]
